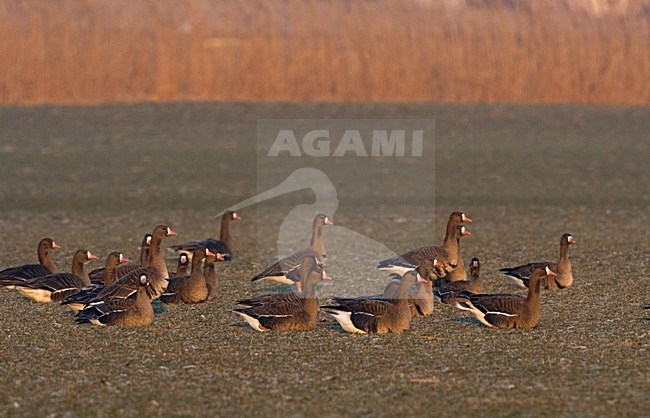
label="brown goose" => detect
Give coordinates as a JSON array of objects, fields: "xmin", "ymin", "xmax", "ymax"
[
  {"xmin": 435, "ymin": 257, "xmax": 484, "ymax": 305},
  {"xmin": 204, "ymin": 251, "xmax": 223, "ymax": 301},
  {"xmin": 323, "ymin": 270, "xmax": 426, "ymax": 334},
  {"xmin": 171, "ymin": 211, "xmax": 241, "ymax": 260},
  {"xmin": 377, "ymin": 211, "xmax": 472, "ymax": 277},
  {"xmin": 500, "ymin": 233, "xmax": 575, "ymax": 290},
  {"xmin": 383, "ymin": 258, "xmax": 444, "ymax": 318},
  {"xmin": 455, "ymin": 266, "xmax": 555, "ymax": 329},
  {"xmin": 81, "ymin": 225, "xmax": 176, "ymax": 303},
  {"xmin": 61, "ymin": 252, "xmax": 128, "ymax": 313},
  {"xmin": 75, "ymin": 272, "xmax": 154, "ymax": 327},
  {"xmin": 89, "ymin": 234, "xmax": 152, "ymax": 284},
  {"xmin": 10, "ymin": 250, "xmax": 98, "ymax": 303},
  {"xmin": 0, "ymin": 238, "xmax": 61, "ymax": 289},
  {"xmin": 409, "ymin": 258, "xmax": 444, "ymax": 317},
  {"xmin": 160, "ymin": 247, "xmax": 221, "ymax": 304},
  {"xmin": 146, "ymin": 225, "xmax": 176, "ymax": 280},
  {"xmin": 251, "ymin": 214, "xmax": 332, "ymax": 289},
  {"xmin": 446, "ymin": 249, "xmax": 467, "ymax": 281},
  {"xmin": 234, "ymin": 256, "xmax": 331, "ymax": 332},
  {"xmin": 171, "ymin": 253, "xmax": 190, "ymax": 277}
]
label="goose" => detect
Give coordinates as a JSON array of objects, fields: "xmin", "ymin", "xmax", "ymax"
[
  {"xmin": 160, "ymin": 248, "xmax": 223, "ymax": 304},
  {"xmin": 233, "ymin": 256, "xmax": 331, "ymax": 331},
  {"xmin": 145, "ymin": 225, "xmax": 176, "ymax": 280},
  {"xmin": 60, "ymin": 252, "xmax": 128, "ymax": 313},
  {"xmin": 435, "ymin": 257, "xmax": 484, "ymax": 305},
  {"xmin": 382, "ymin": 258, "xmax": 443, "ymax": 318},
  {"xmin": 323, "ymin": 270, "xmax": 426, "ymax": 334},
  {"xmin": 251, "ymin": 213, "xmax": 332, "ymax": 290},
  {"xmin": 171, "ymin": 211, "xmax": 241, "ymax": 260},
  {"xmin": 0, "ymin": 238, "xmax": 61, "ymax": 289},
  {"xmin": 409, "ymin": 258, "xmax": 443, "ymax": 317},
  {"xmin": 171, "ymin": 253, "xmax": 190, "ymax": 277},
  {"xmin": 454, "ymin": 266, "xmax": 555, "ymax": 329},
  {"xmin": 10, "ymin": 250, "xmax": 98, "ymax": 303},
  {"xmin": 75, "ymin": 273, "xmax": 154, "ymax": 327},
  {"xmin": 204, "ymin": 251, "xmax": 222, "ymax": 301},
  {"xmin": 80, "ymin": 225, "xmax": 176, "ymax": 303},
  {"xmin": 377, "ymin": 212, "xmax": 472, "ymax": 277},
  {"xmin": 500, "ymin": 233, "xmax": 575, "ymax": 290},
  {"xmin": 89, "ymin": 234, "xmax": 151, "ymax": 284}
]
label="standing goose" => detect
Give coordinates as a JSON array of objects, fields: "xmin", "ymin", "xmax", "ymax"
[
  {"xmin": 61, "ymin": 252, "xmax": 128, "ymax": 313},
  {"xmin": 160, "ymin": 248, "xmax": 223, "ymax": 304},
  {"xmin": 89, "ymin": 234, "xmax": 152, "ymax": 284},
  {"xmin": 251, "ymin": 214, "xmax": 332, "ymax": 289},
  {"xmin": 500, "ymin": 233, "xmax": 575, "ymax": 290},
  {"xmin": 323, "ymin": 270, "xmax": 426, "ymax": 334},
  {"xmin": 171, "ymin": 211, "xmax": 241, "ymax": 261},
  {"xmin": 0, "ymin": 238, "xmax": 61, "ymax": 289},
  {"xmin": 435, "ymin": 257, "xmax": 484, "ymax": 305},
  {"xmin": 10, "ymin": 250, "xmax": 98, "ymax": 303},
  {"xmin": 82, "ymin": 225, "xmax": 176, "ymax": 303},
  {"xmin": 454, "ymin": 266, "xmax": 555, "ymax": 329},
  {"xmin": 377, "ymin": 212, "xmax": 472, "ymax": 277},
  {"xmin": 75, "ymin": 273, "xmax": 154, "ymax": 327},
  {"xmin": 234, "ymin": 255, "xmax": 331, "ymax": 332}
]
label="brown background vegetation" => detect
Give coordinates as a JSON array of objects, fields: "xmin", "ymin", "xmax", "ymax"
[{"xmin": 0, "ymin": 0, "xmax": 647, "ymax": 105}]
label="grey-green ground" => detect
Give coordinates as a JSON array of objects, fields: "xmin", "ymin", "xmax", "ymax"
[{"xmin": 0, "ymin": 103, "xmax": 648, "ymax": 417}]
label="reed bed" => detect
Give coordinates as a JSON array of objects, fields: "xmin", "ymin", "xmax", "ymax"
[{"xmin": 0, "ymin": 0, "xmax": 646, "ymax": 104}]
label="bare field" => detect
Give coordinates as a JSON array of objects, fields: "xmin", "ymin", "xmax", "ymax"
[{"xmin": 0, "ymin": 103, "xmax": 648, "ymax": 417}]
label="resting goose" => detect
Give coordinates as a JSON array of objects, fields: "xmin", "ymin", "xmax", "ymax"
[
  {"xmin": 204, "ymin": 251, "xmax": 222, "ymax": 301},
  {"xmin": 171, "ymin": 211, "xmax": 241, "ymax": 260},
  {"xmin": 11, "ymin": 250, "xmax": 98, "ymax": 303},
  {"xmin": 160, "ymin": 247, "xmax": 223, "ymax": 304},
  {"xmin": 500, "ymin": 233, "xmax": 575, "ymax": 290},
  {"xmin": 75, "ymin": 272, "xmax": 154, "ymax": 326},
  {"xmin": 234, "ymin": 256, "xmax": 331, "ymax": 331},
  {"xmin": 323, "ymin": 270, "xmax": 426, "ymax": 334},
  {"xmin": 0, "ymin": 238, "xmax": 61, "ymax": 289},
  {"xmin": 377, "ymin": 212, "xmax": 471, "ymax": 277},
  {"xmin": 410, "ymin": 258, "xmax": 444, "ymax": 317},
  {"xmin": 455, "ymin": 265, "xmax": 555, "ymax": 329},
  {"xmin": 61, "ymin": 252, "xmax": 128, "ymax": 313},
  {"xmin": 251, "ymin": 213, "xmax": 332, "ymax": 289},
  {"xmin": 89, "ymin": 234, "xmax": 151, "ymax": 284},
  {"xmin": 171, "ymin": 253, "xmax": 190, "ymax": 277},
  {"xmin": 435, "ymin": 257, "xmax": 484, "ymax": 305}
]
